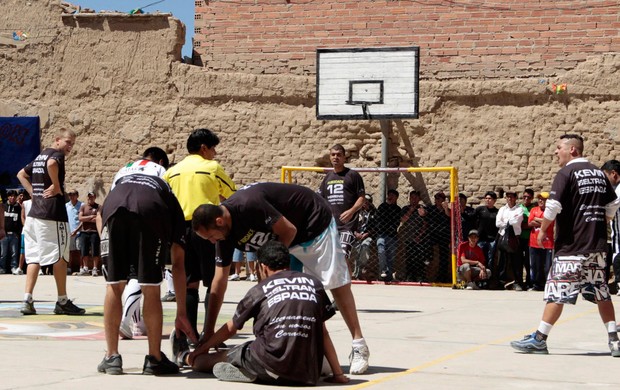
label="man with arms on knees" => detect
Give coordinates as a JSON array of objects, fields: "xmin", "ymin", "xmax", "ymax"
[
  {"xmin": 96, "ymin": 173, "xmax": 195, "ymax": 375},
  {"xmin": 186, "ymin": 240, "xmax": 349, "ymax": 385},
  {"xmin": 163, "ymin": 128, "xmax": 236, "ymax": 363},
  {"xmin": 457, "ymin": 229, "xmax": 490, "ymax": 290},
  {"xmin": 511, "ymin": 134, "xmax": 620, "ymax": 356},
  {"xmin": 16, "ymin": 128, "xmax": 85, "ymax": 316},
  {"xmin": 192, "ymin": 182, "xmax": 370, "ymax": 374},
  {"xmin": 319, "ymin": 144, "xmax": 365, "ymax": 263}
]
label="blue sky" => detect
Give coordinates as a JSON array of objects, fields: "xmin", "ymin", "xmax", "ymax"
[{"xmin": 72, "ymin": 0, "xmax": 194, "ymax": 58}]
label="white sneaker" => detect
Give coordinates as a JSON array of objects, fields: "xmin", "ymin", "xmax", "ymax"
[
  {"xmin": 248, "ymin": 274, "xmax": 257, "ymax": 282},
  {"xmin": 349, "ymin": 344, "xmax": 369, "ymax": 374},
  {"xmin": 11, "ymin": 267, "xmax": 23, "ymax": 275},
  {"xmin": 78, "ymin": 267, "xmax": 90, "ymax": 276},
  {"xmin": 92, "ymin": 268, "xmax": 99, "ymax": 277},
  {"xmin": 228, "ymin": 273, "xmax": 240, "ymax": 281},
  {"xmin": 132, "ymin": 320, "xmax": 147, "ymax": 337}
]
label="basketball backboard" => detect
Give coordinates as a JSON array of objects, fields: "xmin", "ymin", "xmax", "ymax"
[{"xmin": 316, "ymin": 47, "xmax": 419, "ymax": 120}]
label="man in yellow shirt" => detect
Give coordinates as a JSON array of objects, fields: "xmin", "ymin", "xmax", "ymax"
[{"xmin": 164, "ymin": 128, "xmax": 236, "ymax": 366}]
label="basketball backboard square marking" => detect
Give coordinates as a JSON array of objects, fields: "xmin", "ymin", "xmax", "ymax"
[{"xmin": 347, "ymin": 80, "xmax": 384, "ymax": 105}]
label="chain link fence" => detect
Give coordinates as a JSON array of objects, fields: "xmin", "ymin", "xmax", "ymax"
[{"xmin": 281, "ymin": 166, "xmax": 461, "ymax": 286}]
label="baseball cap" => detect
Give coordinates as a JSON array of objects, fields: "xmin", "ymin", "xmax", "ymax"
[
  {"xmin": 537, "ymin": 191, "xmax": 550, "ymax": 199},
  {"xmin": 364, "ymin": 194, "xmax": 373, "ymax": 202},
  {"xmin": 87, "ymin": 191, "xmax": 95, "ymax": 197},
  {"xmin": 468, "ymin": 229, "xmax": 479, "ymax": 236}
]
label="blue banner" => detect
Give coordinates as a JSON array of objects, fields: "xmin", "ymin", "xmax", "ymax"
[{"xmin": 0, "ymin": 117, "xmax": 40, "ymax": 190}]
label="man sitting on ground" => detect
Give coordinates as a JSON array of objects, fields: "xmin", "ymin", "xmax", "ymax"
[
  {"xmin": 186, "ymin": 240, "xmax": 349, "ymax": 385},
  {"xmin": 457, "ymin": 230, "xmax": 491, "ymax": 289}
]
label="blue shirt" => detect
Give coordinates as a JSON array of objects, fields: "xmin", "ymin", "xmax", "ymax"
[{"xmin": 65, "ymin": 200, "xmax": 82, "ymax": 232}]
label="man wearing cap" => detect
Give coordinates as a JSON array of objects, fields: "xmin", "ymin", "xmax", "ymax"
[
  {"xmin": 474, "ymin": 191, "xmax": 499, "ymax": 284},
  {"xmin": 527, "ymin": 192, "xmax": 554, "ymax": 291},
  {"xmin": 78, "ymin": 191, "xmax": 101, "ymax": 276},
  {"xmin": 65, "ymin": 189, "xmax": 82, "ymax": 273},
  {"xmin": 511, "ymin": 134, "xmax": 620, "ymax": 356},
  {"xmin": 351, "ymin": 194, "xmax": 376, "ymax": 280},
  {"xmin": 427, "ymin": 191, "xmax": 451, "ymax": 283},
  {"xmin": 457, "ymin": 230, "xmax": 490, "ymax": 289},
  {"xmin": 458, "ymin": 193, "xmax": 476, "ymax": 242},
  {"xmin": 1, "ymin": 189, "xmax": 23, "ymax": 275},
  {"xmin": 376, "ymin": 189, "xmax": 401, "ymax": 282}
]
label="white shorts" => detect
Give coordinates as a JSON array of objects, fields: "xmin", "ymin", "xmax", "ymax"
[
  {"xmin": 289, "ymin": 218, "xmax": 351, "ymax": 290},
  {"xmin": 24, "ymin": 218, "xmax": 70, "ymax": 266}
]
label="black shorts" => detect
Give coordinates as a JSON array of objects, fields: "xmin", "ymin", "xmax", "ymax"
[
  {"xmin": 105, "ymin": 209, "xmax": 165, "ymax": 284},
  {"xmin": 79, "ymin": 231, "xmax": 101, "ymax": 257},
  {"xmin": 228, "ymin": 342, "xmax": 309, "ymax": 385},
  {"xmin": 184, "ymin": 222, "xmax": 216, "ymax": 287}
]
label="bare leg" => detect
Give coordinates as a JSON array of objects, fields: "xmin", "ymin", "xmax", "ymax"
[
  {"xmin": 541, "ymin": 302, "xmax": 564, "ymax": 325},
  {"xmin": 93, "ymin": 256, "xmax": 101, "ymax": 271},
  {"xmin": 24, "ymin": 263, "xmax": 41, "ymax": 295},
  {"xmin": 330, "ymin": 283, "xmax": 363, "ymax": 339},
  {"xmin": 142, "ymin": 285, "xmax": 163, "ymax": 359},
  {"xmin": 104, "ymin": 282, "xmax": 126, "ymax": 356},
  {"xmin": 192, "ymin": 349, "xmax": 228, "ymax": 372},
  {"xmin": 597, "ymin": 300, "xmax": 616, "ymax": 324},
  {"xmin": 53, "ymin": 260, "xmax": 68, "ymax": 296}
]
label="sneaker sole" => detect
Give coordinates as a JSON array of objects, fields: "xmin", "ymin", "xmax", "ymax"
[
  {"xmin": 213, "ymin": 362, "xmax": 256, "ymax": 382},
  {"xmin": 54, "ymin": 310, "xmax": 86, "ymax": 315},
  {"xmin": 20, "ymin": 310, "xmax": 36, "ymax": 315},
  {"xmin": 98, "ymin": 366, "xmax": 123, "ymax": 375}
]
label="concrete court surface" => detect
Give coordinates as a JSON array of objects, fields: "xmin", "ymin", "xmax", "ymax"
[{"xmin": 1, "ymin": 274, "xmax": 619, "ymax": 389}]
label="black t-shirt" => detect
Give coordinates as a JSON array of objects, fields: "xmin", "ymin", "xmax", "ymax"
[
  {"xmin": 100, "ymin": 174, "xmax": 186, "ymax": 246},
  {"xmin": 551, "ymin": 159, "xmax": 617, "ymax": 256},
  {"xmin": 375, "ymin": 202, "xmax": 401, "ymax": 237},
  {"xmin": 24, "ymin": 148, "xmax": 68, "ymax": 222},
  {"xmin": 233, "ymin": 270, "xmax": 335, "ymax": 385},
  {"xmin": 318, "ymin": 168, "xmax": 365, "ymax": 232},
  {"xmin": 222, "ymin": 182, "xmax": 333, "ymax": 251},
  {"xmin": 400, "ymin": 204, "xmax": 427, "ymax": 242},
  {"xmin": 4, "ymin": 202, "xmax": 23, "ymax": 234},
  {"xmin": 474, "ymin": 206, "xmax": 499, "ymax": 241}
]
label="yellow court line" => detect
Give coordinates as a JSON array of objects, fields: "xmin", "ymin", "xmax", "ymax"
[{"xmin": 348, "ymin": 306, "xmax": 599, "ymax": 389}]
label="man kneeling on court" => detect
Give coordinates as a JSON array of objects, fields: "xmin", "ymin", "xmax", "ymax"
[{"xmin": 185, "ymin": 240, "xmax": 349, "ymax": 385}]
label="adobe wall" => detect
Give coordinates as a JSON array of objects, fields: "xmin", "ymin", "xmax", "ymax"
[
  {"xmin": 194, "ymin": 0, "xmax": 620, "ymax": 78},
  {"xmin": 1, "ymin": 0, "xmax": 619, "ymax": 205}
]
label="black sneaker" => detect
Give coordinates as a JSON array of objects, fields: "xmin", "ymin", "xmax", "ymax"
[
  {"xmin": 170, "ymin": 329, "xmax": 190, "ymax": 367},
  {"xmin": 97, "ymin": 354, "xmax": 123, "ymax": 375},
  {"xmin": 143, "ymin": 352, "xmax": 179, "ymax": 375},
  {"xmin": 54, "ymin": 299, "xmax": 86, "ymax": 315}
]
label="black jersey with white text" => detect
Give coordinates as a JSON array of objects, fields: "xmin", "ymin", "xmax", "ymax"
[
  {"xmin": 551, "ymin": 159, "xmax": 617, "ymax": 256},
  {"xmin": 318, "ymin": 168, "xmax": 365, "ymax": 232},
  {"xmin": 100, "ymin": 174, "xmax": 186, "ymax": 246},
  {"xmin": 23, "ymin": 148, "xmax": 68, "ymax": 221},
  {"xmin": 222, "ymin": 182, "xmax": 333, "ymax": 251},
  {"xmin": 232, "ymin": 270, "xmax": 335, "ymax": 385}
]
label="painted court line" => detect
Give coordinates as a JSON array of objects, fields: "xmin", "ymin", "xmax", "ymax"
[{"xmin": 349, "ymin": 306, "xmax": 599, "ymax": 389}]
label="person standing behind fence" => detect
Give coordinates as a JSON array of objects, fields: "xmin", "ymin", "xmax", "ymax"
[
  {"xmin": 78, "ymin": 192, "xmax": 101, "ymax": 276},
  {"xmin": 528, "ymin": 192, "xmax": 554, "ymax": 291},
  {"xmin": 375, "ymin": 189, "xmax": 401, "ymax": 282},
  {"xmin": 352, "ymin": 194, "xmax": 376, "ymax": 280},
  {"xmin": 496, "ymin": 191, "xmax": 524, "ymax": 290},
  {"xmin": 519, "ymin": 189, "xmax": 536, "ymax": 289},
  {"xmin": 16, "ymin": 128, "xmax": 85, "ymax": 316},
  {"xmin": 474, "ymin": 191, "xmax": 499, "ymax": 286},
  {"xmin": 318, "ymin": 144, "xmax": 366, "ymax": 263},
  {"xmin": 427, "ymin": 191, "xmax": 451, "ymax": 283},
  {"xmin": 400, "ymin": 190, "xmax": 428, "ymax": 282},
  {"xmin": 65, "ymin": 189, "xmax": 82, "ymax": 274},
  {"xmin": 510, "ymin": 134, "xmax": 620, "ymax": 356}
]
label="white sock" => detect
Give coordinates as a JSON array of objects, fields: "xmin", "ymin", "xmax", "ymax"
[
  {"xmin": 24, "ymin": 293, "xmax": 33, "ymax": 303},
  {"xmin": 537, "ymin": 321, "xmax": 553, "ymax": 336},
  {"xmin": 605, "ymin": 321, "xmax": 617, "ymax": 334},
  {"xmin": 58, "ymin": 295, "xmax": 68, "ymax": 305},
  {"xmin": 352, "ymin": 338, "xmax": 367, "ymax": 348}
]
